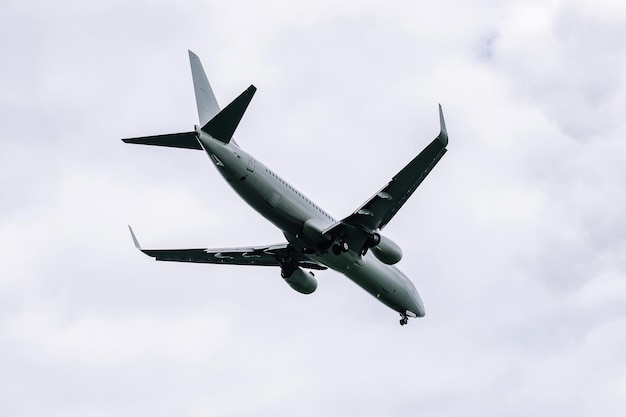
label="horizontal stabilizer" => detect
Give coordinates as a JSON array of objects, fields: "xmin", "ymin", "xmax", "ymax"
[
  {"xmin": 122, "ymin": 132, "xmax": 202, "ymax": 150},
  {"xmin": 201, "ymin": 85, "xmax": 256, "ymax": 143}
]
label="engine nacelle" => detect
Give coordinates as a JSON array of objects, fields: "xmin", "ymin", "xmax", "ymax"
[
  {"xmin": 370, "ymin": 234, "xmax": 403, "ymax": 265},
  {"xmin": 282, "ymin": 267, "xmax": 318, "ymax": 294}
]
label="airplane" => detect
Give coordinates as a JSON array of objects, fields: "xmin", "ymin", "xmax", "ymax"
[{"xmin": 123, "ymin": 51, "xmax": 449, "ymax": 326}]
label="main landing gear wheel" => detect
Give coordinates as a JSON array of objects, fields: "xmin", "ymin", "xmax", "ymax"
[{"xmin": 332, "ymin": 241, "xmax": 349, "ymax": 255}]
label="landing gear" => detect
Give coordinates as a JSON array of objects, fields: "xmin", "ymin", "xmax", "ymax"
[
  {"xmin": 399, "ymin": 314, "xmax": 409, "ymax": 326},
  {"xmin": 331, "ymin": 240, "xmax": 349, "ymax": 255},
  {"xmin": 280, "ymin": 263, "xmax": 296, "ymax": 279},
  {"xmin": 360, "ymin": 232, "xmax": 381, "ymax": 256}
]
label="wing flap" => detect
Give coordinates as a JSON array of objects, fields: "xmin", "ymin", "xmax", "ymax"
[
  {"xmin": 142, "ymin": 248, "xmax": 283, "ymax": 266},
  {"xmin": 141, "ymin": 247, "xmax": 326, "ymax": 270}
]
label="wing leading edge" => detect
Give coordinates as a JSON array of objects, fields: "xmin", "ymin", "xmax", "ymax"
[{"xmin": 128, "ymin": 226, "xmax": 326, "ymax": 270}]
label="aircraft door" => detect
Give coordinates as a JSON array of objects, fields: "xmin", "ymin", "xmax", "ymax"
[{"xmin": 247, "ymin": 156, "xmax": 256, "ymax": 173}]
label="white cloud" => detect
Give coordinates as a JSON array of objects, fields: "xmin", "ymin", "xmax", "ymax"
[{"xmin": 1, "ymin": 0, "xmax": 625, "ymax": 416}]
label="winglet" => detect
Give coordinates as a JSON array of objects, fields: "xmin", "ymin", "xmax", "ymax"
[
  {"xmin": 438, "ymin": 104, "xmax": 448, "ymax": 147},
  {"xmin": 201, "ymin": 85, "xmax": 256, "ymax": 143},
  {"xmin": 128, "ymin": 225, "xmax": 142, "ymax": 250}
]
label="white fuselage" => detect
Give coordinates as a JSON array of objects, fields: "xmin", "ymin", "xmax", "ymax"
[{"xmin": 197, "ymin": 127, "xmax": 425, "ymax": 318}]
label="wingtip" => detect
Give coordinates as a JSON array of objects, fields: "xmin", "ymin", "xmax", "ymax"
[
  {"xmin": 437, "ymin": 103, "xmax": 449, "ymax": 147},
  {"xmin": 128, "ymin": 225, "xmax": 141, "ymax": 250}
]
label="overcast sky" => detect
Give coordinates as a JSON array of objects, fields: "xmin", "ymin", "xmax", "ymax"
[{"xmin": 1, "ymin": 0, "xmax": 625, "ymax": 416}]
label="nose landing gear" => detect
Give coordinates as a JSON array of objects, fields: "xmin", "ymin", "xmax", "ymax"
[{"xmin": 399, "ymin": 314, "xmax": 409, "ymax": 326}]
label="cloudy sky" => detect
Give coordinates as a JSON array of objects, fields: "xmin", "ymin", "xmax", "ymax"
[{"xmin": 1, "ymin": 0, "xmax": 625, "ymax": 415}]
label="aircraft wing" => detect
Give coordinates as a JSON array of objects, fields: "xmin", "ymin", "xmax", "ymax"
[
  {"xmin": 324, "ymin": 105, "xmax": 448, "ymax": 245},
  {"xmin": 128, "ymin": 226, "xmax": 326, "ymax": 270}
]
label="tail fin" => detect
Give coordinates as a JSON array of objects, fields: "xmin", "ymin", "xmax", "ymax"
[
  {"xmin": 122, "ymin": 52, "xmax": 255, "ymax": 149},
  {"xmin": 189, "ymin": 50, "xmax": 221, "ymax": 125},
  {"xmin": 201, "ymin": 85, "xmax": 256, "ymax": 144}
]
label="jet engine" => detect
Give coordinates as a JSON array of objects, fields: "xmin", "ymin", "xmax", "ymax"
[
  {"xmin": 281, "ymin": 267, "xmax": 318, "ymax": 294},
  {"xmin": 370, "ymin": 234, "xmax": 403, "ymax": 265}
]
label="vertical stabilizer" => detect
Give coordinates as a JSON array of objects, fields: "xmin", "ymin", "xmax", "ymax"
[{"xmin": 188, "ymin": 50, "xmax": 221, "ymax": 125}]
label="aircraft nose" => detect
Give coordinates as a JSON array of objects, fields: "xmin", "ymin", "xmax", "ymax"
[
  {"xmin": 409, "ymin": 288, "xmax": 425, "ymax": 317},
  {"xmin": 413, "ymin": 294, "xmax": 425, "ymax": 317}
]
